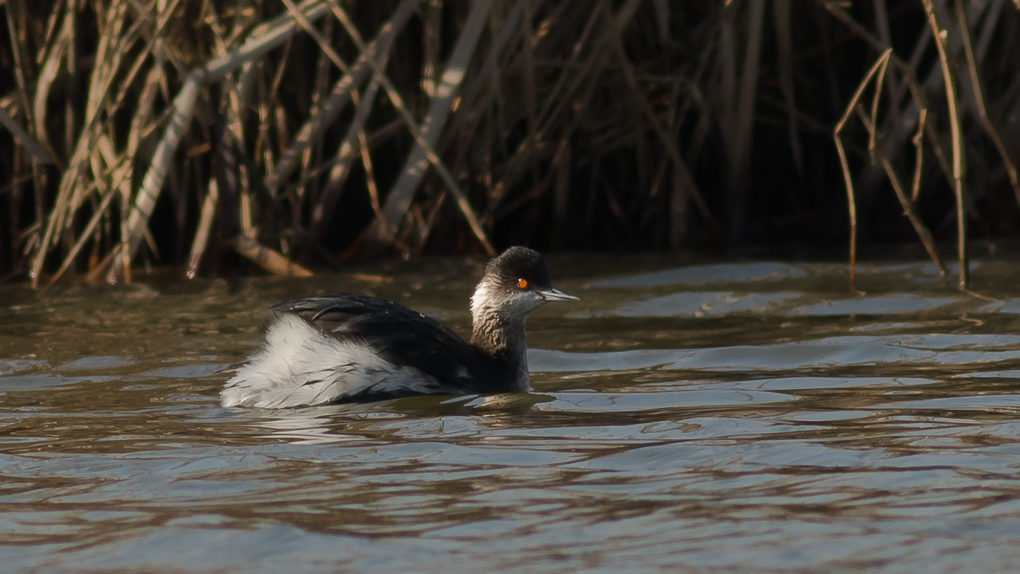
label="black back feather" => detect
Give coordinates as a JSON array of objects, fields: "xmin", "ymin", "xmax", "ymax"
[{"xmin": 271, "ymin": 294, "xmax": 506, "ymax": 393}]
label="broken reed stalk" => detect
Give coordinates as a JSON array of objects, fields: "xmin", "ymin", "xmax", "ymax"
[
  {"xmin": 923, "ymin": 0, "xmax": 967, "ymax": 289},
  {"xmin": 834, "ymin": 49, "xmax": 891, "ymax": 293},
  {"xmin": 234, "ymin": 231, "xmax": 313, "ymax": 277}
]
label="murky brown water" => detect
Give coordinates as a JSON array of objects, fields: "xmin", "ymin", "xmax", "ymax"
[{"xmin": 4, "ymin": 254, "xmax": 1020, "ymax": 572}]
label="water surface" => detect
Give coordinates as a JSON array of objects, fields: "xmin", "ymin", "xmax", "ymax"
[{"xmin": 3, "ymin": 255, "xmax": 1020, "ymax": 572}]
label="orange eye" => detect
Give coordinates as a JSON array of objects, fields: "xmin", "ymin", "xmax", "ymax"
[{"xmin": 516, "ymin": 278, "xmax": 529, "ymax": 289}]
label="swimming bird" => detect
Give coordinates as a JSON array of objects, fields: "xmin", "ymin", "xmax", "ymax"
[{"xmin": 221, "ymin": 246, "xmax": 578, "ymax": 408}]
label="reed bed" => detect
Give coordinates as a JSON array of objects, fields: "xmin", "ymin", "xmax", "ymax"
[{"xmin": 0, "ymin": 0, "xmax": 1017, "ymax": 288}]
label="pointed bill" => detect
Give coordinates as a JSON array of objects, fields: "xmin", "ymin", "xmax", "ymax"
[{"xmin": 538, "ymin": 288, "xmax": 579, "ymax": 302}]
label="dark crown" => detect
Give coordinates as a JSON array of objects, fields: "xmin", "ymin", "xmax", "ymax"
[{"xmin": 485, "ymin": 246, "xmax": 551, "ymax": 288}]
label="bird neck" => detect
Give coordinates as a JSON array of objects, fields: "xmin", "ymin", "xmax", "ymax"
[
  {"xmin": 469, "ymin": 279, "xmax": 530, "ymax": 386},
  {"xmin": 471, "ymin": 312, "xmax": 528, "ymax": 359},
  {"xmin": 470, "ymin": 312, "xmax": 530, "ymax": 389}
]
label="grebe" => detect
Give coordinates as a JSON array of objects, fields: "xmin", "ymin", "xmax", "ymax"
[{"xmin": 221, "ymin": 246, "xmax": 578, "ymax": 408}]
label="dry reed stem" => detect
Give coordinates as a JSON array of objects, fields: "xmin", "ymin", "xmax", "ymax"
[
  {"xmin": 46, "ymin": 133, "xmax": 133, "ymax": 287},
  {"xmin": 866, "ymin": 53, "xmax": 887, "ymax": 161},
  {"xmin": 720, "ymin": 5, "xmax": 736, "ymax": 143},
  {"xmin": 359, "ymin": 126, "xmax": 384, "ymax": 222},
  {"xmin": 973, "ymin": 0, "xmax": 1004, "ymax": 63},
  {"xmin": 604, "ymin": 2, "xmax": 721, "ymax": 240},
  {"xmin": 820, "ymin": 0, "xmax": 1016, "ymax": 287},
  {"xmin": 6, "ymin": 0, "xmax": 35, "ymax": 147},
  {"xmin": 359, "ymin": 0, "xmax": 496, "ymax": 255},
  {"xmin": 486, "ymin": 0, "xmax": 637, "ymax": 223},
  {"xmin": 81, "ymin": 62, "xmax": 163, "ymax": 284},
  {"xmin": 31, "ymin": 3, "xmax": 71, "ymax": 166},
  {"xmin": 520, "ymin": 0, "xmax": 541, "ymax": 188},
  {"xmin": 895, "ymin": 118, "xmax": 944, "ymax": 275},
  {"xmin": 534, "ymin": 2, "xmax": 601, "ymax": 132},
  {"xmin": 486, "ymin": 14, "xmax": 599, "ymax": 209},
  {"xmin": 490, "ymin": 91, "xmax": 590, "ymax": 227},
  {"xmin": 107, "ymin": 74, "xmax": 200, "ymax": 283},
  {"xmin": 186, "ymin": 179, "xmax": 218, "ymax": 279},
  {"xmin": 731, "ymin": 0, "xmax": 765, "ymax": 192},
  {"xmin": 911, "ymin": 109, "xmax": 927, "ymax": 202},
  {"xmin": 45, "ymin": 187, "xmax": 117, "ymax": 290},
  {"xmin": 818, "ymin": 0, "xmax": 954, "ymax": 187},
  {"xmin": 45, "ymin": 157, "xmax": 125, "ymax": 288},
  {"xmin": 178, "ymin": 10, "xmax": 251, "ymax": 276},
  {"xmin": 107, "ymin": 0, "xmax": 331, "ymax": 282},
  {"xmin": 856, "ymin": 104, "xmax": 945, "ymax": 276},
  {"xmin": 425, "ymin": 3, "xmax": 521, "ymax": 225},
  {"xmin": 264, "ymin": 0, "xmax": 416, "ymax": 195},
  {"xmin": 227, "ymin": 65, "xmax": 258, "ymax": 233},
  {"xmin": 235, "ymin": 231, "xmax": 313, "ymax": 277},
  {"xmin": 772, "ymin": 0, "xmax": 802, "ymax": 177},
  {"xmin": 422, "ymin": 0, "xmax": 441, "ymax": 97},
  {"xmin": 834, "ymin": 49, "xmax": 891, "ymax": 292},
  {"xmin": 662, "ymin": 78, "xmax": 693, "ymax": 249},
  {"xmin": 49, "ymin": 1, "xmax": 163, "ymax": 284},
  {"xmin": 30, "ymin": 0, "xmax": 134, "ymax": 285},
  {"xmin": 308, "ymin": 77, "xmax": 383, "ymax": 242},
  {"xmin": 924, "ymin": 0, "xmax": 967, "ymax": 289},
  {"xmin": 0, "ymin": 104, "xmax": 55, "ymax": 165},
  {"xmin": 6, "ymin": 0, "xmax": 1017, "ymax": 284},
  {"xmin": 955, "ymin": 0, "xmax": 1020, "ymax": 209}
]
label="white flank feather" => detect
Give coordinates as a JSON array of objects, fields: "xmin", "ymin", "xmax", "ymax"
[{"xmin": 221, "ymin": 314, "xmax": 446, "ymax": 408}]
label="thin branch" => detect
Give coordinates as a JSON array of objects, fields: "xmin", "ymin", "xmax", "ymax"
[
  {"xmin": 924, "ymin": 0, "xmax": 967, "ymax": 289},
  {"xmin": 834, "ymin": 48, "xmax": 891, "ymax": 292}
]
